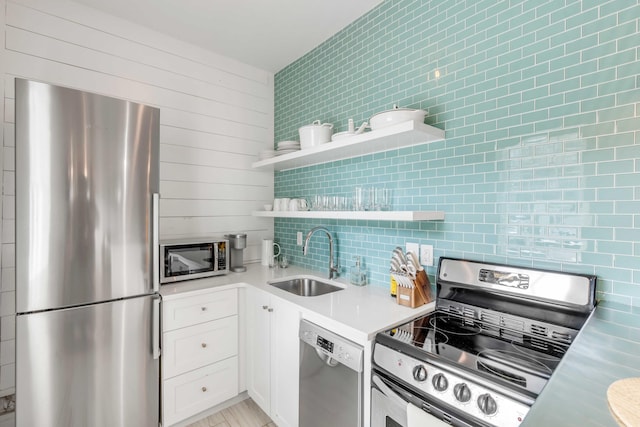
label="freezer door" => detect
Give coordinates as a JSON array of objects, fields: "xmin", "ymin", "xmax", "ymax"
[
  {"xmin": 15, "ymin": 79, "xmax": 160, "ymax": 313},
  {"xmin": 16, "ymin": 296, "xmax": 160, "ymax": 427}
]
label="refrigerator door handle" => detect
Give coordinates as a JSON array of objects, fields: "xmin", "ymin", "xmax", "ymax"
[
  {"xmin": 152, "ymin": 193, "xmax": 160, "ymax": 292},
  {"xmin": 152, "ymin": 296, "xmax": 161, "ymax": 359}
]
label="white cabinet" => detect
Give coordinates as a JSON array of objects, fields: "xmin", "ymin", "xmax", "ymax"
[
  {"xmin": 246, "ymin": 288, "xmax": 301, "ymax": 427},
  {"xmin": 162, "ymin": 288, "xmax": 239, "ymax": 426},
  {"xmin": 246, "ymin": 289, "xmax": 271, "ymax": 412}
]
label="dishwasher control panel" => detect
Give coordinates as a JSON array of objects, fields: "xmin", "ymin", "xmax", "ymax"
[
  {"xmin": 317, "ymin": 336, "xmax": 334, "ymax": 353},
  {"xmin": 299, "ymin": 319, "xmax": 364, "ymax": 372}
]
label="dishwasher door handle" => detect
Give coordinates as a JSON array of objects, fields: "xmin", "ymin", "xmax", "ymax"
[{"xmin": 315, "ymin": 348, "xmax": 340, "ymax": 367}]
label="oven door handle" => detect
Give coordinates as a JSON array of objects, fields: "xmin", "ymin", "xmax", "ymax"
[{"xmin": 372, "ymin": 374, "xmax": 410, "ymax": 409}]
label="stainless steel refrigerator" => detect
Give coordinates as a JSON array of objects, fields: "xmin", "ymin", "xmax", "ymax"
[{"xmin": 15, "ymin": 79, "xmax": 161, "ymax": 427}]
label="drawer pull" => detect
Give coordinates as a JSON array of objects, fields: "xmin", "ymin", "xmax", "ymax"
[
  {"xmin": 201, "ymin": 307, "xmax": 207, "ymax": 311},
  {"xmin": 201, "ymin": 343, "xmax": 207, "ymax": 348},
  {"xmin": 268, "ymin": 308, "xmax": 274, "ymax": 312},
  {"xmin": 262, "ymin": 305, "xmax": 268, "ymax": 310},
  {"xmin": 202, "ymin": 386, "xmax": 207, "ymax": 392}
]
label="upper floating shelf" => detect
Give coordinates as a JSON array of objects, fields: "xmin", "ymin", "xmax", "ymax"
[
  {"xmin": 252, "ymin": 121, "xmax": 445, "ymax": 171},
  {"xmin": 252, "ymin": 210, "xmax": 445, "ymax": 221}
]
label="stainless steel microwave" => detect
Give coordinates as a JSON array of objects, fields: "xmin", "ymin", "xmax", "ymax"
[{"xmin": 160, "ymin": 239, "xmax": 228, "ymax": 284}]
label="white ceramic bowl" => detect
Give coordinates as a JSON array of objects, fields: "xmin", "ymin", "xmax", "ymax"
[
  {"xmin": 369, "ymin": 108, "xmax": 427, "ymax": 130},
  {"xmin": 299, "ymin": 120, "xmax": 334, "ymax": 150}
]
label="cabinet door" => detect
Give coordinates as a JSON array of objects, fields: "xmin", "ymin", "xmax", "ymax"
[
  {"xmin": 246, "ymin": 289, "xmax": 271, "ymax": 414},
  {"xmin": 270, "ymin": 298, "xmax": 301, "ymax": 427}
]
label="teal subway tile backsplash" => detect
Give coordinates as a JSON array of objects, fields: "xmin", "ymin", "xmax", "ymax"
[{"xmin": 273, "ymin": 0, "xmax": 640, "ymax": 310}]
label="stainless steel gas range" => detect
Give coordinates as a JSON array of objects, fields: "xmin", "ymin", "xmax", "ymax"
[{"xmin": 372, "ymin": 257, "xmax": 596, "ymax": 427}]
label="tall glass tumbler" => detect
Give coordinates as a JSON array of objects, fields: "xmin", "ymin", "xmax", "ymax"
[
  {"xmin": 375, "ymin": 187, "xmax": 391, "ymax": 211},
  {"xmin": 354, "ymin": 187, "xmax": 365, "ymax": 211}
]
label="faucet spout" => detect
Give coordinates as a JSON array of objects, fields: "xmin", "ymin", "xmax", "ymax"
[{"xmin": 302, "ymin": 226, "xmax": 338, "ymax": 280}]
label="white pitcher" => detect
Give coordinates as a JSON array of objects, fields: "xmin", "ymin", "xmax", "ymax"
[{"xmin": 261, "ymin": 239, "xmax": 281, "ymax": 266}]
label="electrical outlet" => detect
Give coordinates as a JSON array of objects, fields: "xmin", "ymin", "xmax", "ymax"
[
  {"xmin": 406, "ymin": 242, "xmax": 419, "ymax": 257},
  {"xmin": 297, "ymin": 231, "xmax": 303, "ymax": 246},
  {"xmin": 420, "ymin": 244, "xmax": 434, "ymax": 266}
]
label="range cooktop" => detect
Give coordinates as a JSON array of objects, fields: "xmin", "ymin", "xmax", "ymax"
[{"xmin": 377, "ymin": 310, "xmax": 568, "ymax": 396}]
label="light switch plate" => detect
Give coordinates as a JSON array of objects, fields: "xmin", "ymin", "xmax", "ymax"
[
  {"xmin": 420, "ymin": 244, "xmax": 434, "ymax": 266},
  {"xmin": 297, "ymin": 232, "xmax": 303, "ymax": 246}
]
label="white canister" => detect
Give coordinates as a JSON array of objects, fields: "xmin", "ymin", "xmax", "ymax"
[
  {"xmin": 261, "ymin": 239, "xmax": 281, "ymax": 266},
  {"xmin": 298, "ymin": 120, "xmax": 334, "ymax": 150}
]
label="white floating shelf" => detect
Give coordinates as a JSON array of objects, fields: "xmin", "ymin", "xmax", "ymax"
[
  {"xmin": 252, "ymin": 210, "xmax": 445, "ymax": 221},
  {"xmin": 252, "ymin": 120, "xmax": 444, "ymax": 171}
]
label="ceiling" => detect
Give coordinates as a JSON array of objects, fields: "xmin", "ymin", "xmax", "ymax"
[{"xmin": 72, "ymin": 0, "xmax": 383, "ymax": 73}]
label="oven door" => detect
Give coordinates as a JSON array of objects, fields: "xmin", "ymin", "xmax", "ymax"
[{"xmin": 372, "ymin": 372, "xmax": 481, "ymax": 427}]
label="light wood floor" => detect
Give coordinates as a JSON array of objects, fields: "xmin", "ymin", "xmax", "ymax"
[{"xmin": 186, "ymin": 398, "xmax": 275, "ymax": 427}]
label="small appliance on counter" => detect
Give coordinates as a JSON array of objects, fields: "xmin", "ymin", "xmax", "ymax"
[
  {"xmin": 160, "ymin": 238, "xmax": 229, "ymax": 283},
  {"xmin": 226, "ymin": 233, "xmax": 247, "ymax": 272}
]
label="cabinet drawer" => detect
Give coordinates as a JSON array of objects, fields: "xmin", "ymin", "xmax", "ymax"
[
  {"xmin": 163, "ymin": 288, "xmax": 237, "ymax": 331},
  {"xmin": 163, "ymin": 356, "xmax": 238, "ymax": 427},
  {"xmin": 163, "ymin": 316, "xmax": 238, "ymax": 379}
]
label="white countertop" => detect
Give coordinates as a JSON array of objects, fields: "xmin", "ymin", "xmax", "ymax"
[
  {"xmin": 160, "ymin": 263, "xmax": 434, "ymax": 343},
  {"xmin": 163, "ymin": 266, "xmax": 640, "ymax": 425}
]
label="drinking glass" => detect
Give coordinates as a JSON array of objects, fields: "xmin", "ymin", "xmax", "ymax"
[
  {"xmin": 279, "ymin": 255, "xmax": 289, "ymax": 268},
  {"xmin": 364, "ymin": 187, "xmax": 375, "ymax": 211},
  {"xmin": 312, "ymin": 195, "xmax": 323, "ymax": 211},
  {"xmin": 322, "ymin": 195, "xmax": 330, "ymax": 211},
  {"xmin": 354, "ymin": 187, "xmax": 365, "ymax": 211},
  {"xmin": 375, "ymin": 187, "xmax": 391, "ymax": 211}
]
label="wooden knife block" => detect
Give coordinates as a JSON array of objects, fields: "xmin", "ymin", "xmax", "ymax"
[{"xmin": 396, "ymin": 270, "xmax": 433, "ymax": 308}]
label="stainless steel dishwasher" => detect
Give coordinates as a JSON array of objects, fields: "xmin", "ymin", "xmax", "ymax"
[{"xmin": 299, "ymin": 319, "xmax": 364, "ymax": 427}]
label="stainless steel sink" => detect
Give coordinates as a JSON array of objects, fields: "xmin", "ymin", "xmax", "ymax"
[{"xmin": 269, "ymin": 277, "xmax": 344, "ymax": 297}]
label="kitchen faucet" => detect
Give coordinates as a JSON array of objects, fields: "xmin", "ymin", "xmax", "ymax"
[{"xmin": 302, "ymin": 226, "xmax": 338, "ymax": 280}]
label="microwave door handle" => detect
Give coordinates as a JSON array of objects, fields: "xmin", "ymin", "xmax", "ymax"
[{"xmin": 152, "ymin": 193, "xmax": 160, "ymax": 292}]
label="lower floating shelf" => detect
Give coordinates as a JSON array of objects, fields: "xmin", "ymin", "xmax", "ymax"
[{"xmin": 252, "ymin": 211, "xmax": 445, "ymax": 221}]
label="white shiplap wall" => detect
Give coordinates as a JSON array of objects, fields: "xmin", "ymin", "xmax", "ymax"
[{"xmin": 0, "ymin": 0, "xmax": 275, "ymax": 402}]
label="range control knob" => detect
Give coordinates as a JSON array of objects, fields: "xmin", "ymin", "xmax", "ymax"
[
  {"xmin": 453, "ymin": 383, "xmax": 471, "ymax": 402},
  {"xmin": 477, "ymin": 393, "xmax": 497, "ymax": 415},
  {"xmin": 412, "ymin": 365, "xmax": 428, "ymax": 382},
  {"xmin": 432, "ymin": 373, "xmax": 448, "ymax": 392}
]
